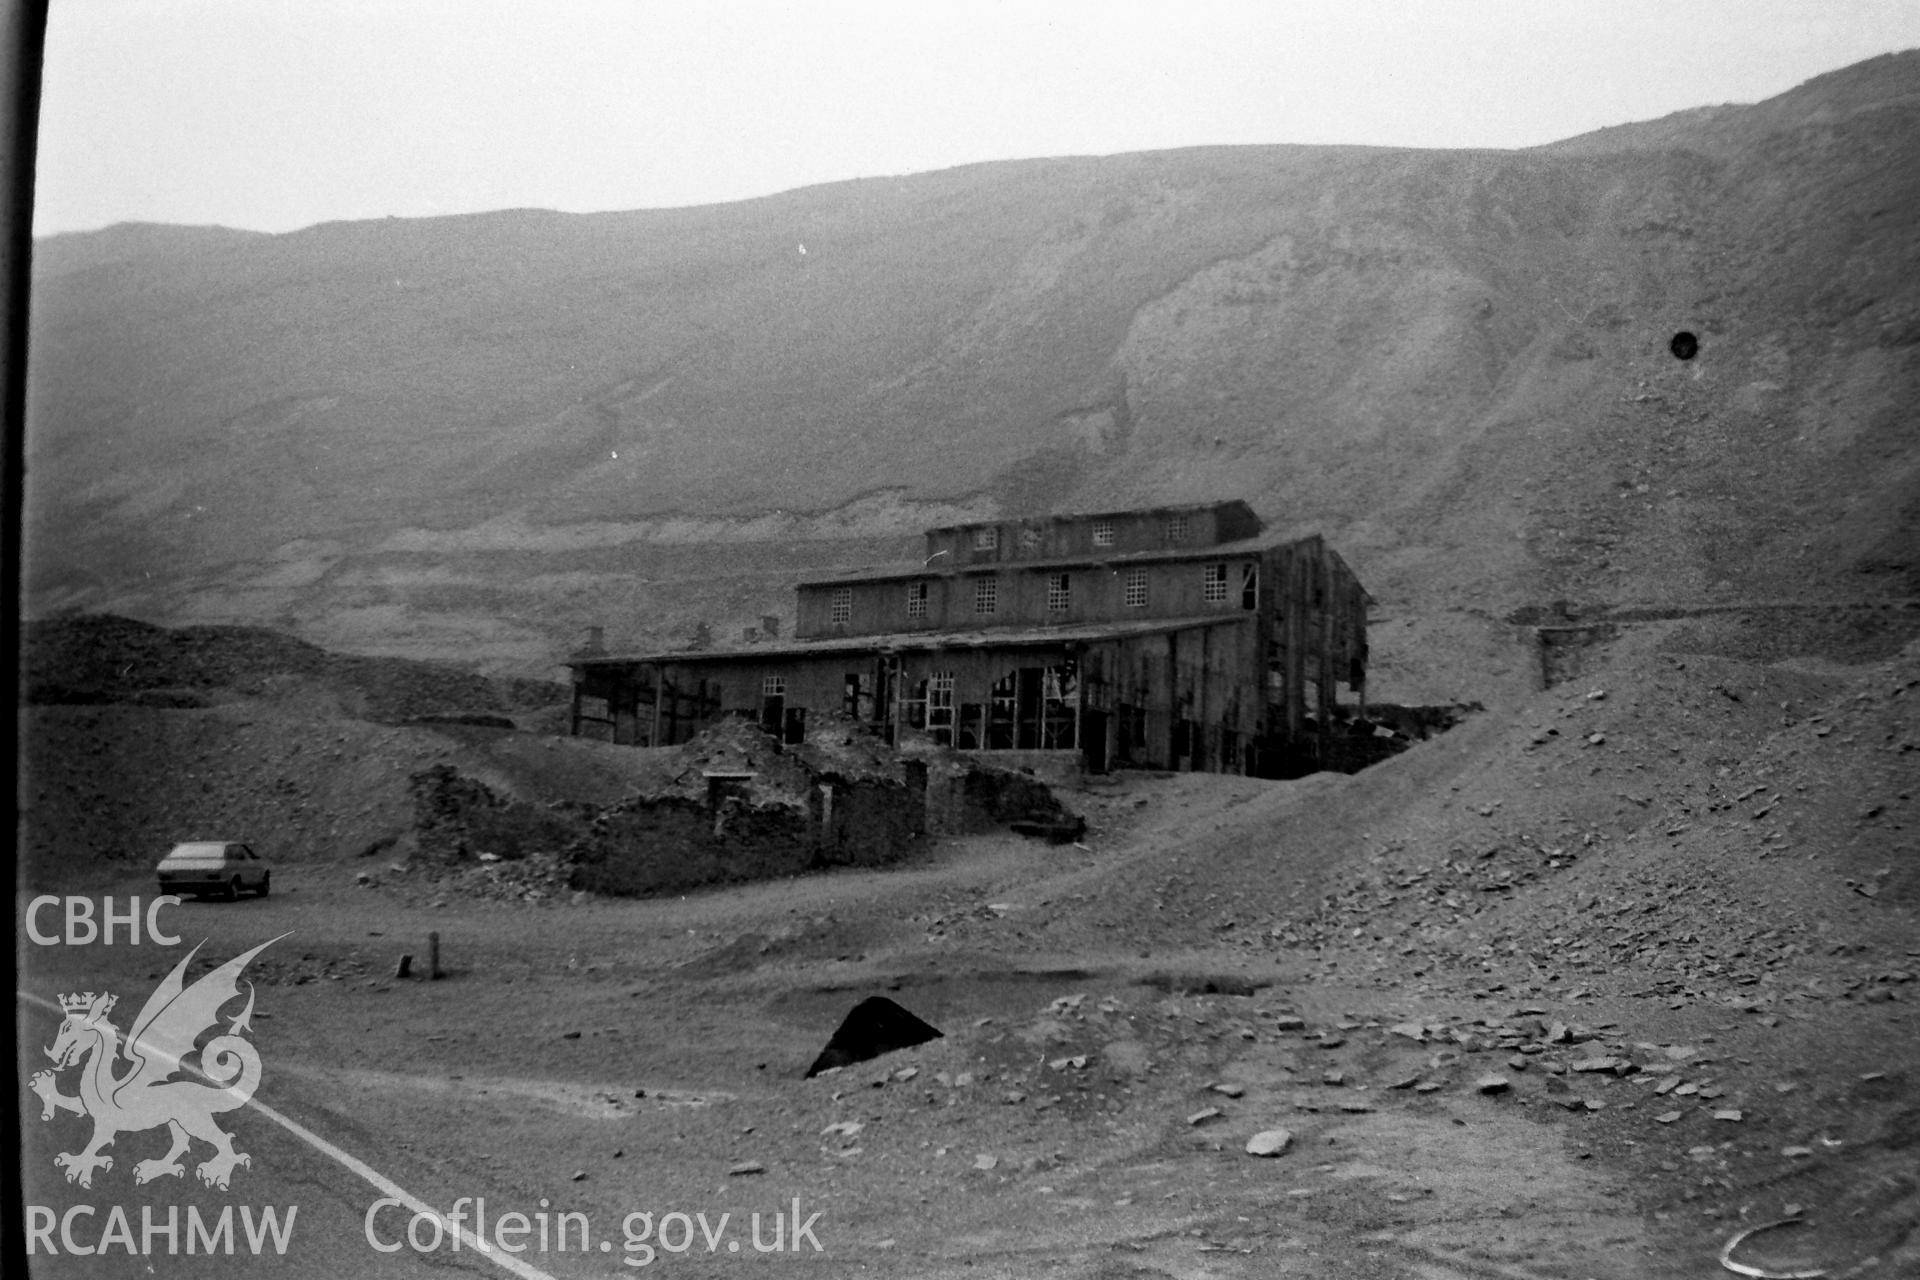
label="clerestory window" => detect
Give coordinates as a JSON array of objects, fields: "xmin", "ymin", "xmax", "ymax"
[
  {"xmin": 1047, "ymin": 573, "xmax": 1071, "ymax": 612},
  {"xmin": 974, "ymin": 577, "xmax": 998, "ymax": 614}
]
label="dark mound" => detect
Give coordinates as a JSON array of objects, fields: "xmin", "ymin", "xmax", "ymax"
[{"xmin": 804, "ymin": 997, "xmax": 943, "ymax": 1078}]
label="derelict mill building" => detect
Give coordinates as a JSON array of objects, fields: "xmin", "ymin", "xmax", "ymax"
[{"xmin": 567, "ymin": 501, "xmax": 1369, "ymax": 778}]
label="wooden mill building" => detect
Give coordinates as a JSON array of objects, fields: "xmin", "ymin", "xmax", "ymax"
[{"xmin": 568, "ymin": 501, "xmax": 1370, "ymax": 777}]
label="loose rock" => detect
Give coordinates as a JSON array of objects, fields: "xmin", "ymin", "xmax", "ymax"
[{"xmin": 1245, "ymin": 1129, "xmax": 1293, "ymax": 1157}]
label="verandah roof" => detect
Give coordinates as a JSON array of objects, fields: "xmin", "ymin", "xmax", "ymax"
[{"xmin": 570, "ymin": 613, "xmax": 1254, "ymax": 670}]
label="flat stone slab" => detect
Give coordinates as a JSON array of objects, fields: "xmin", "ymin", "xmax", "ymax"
[{"xmin": 1245, "ymin": 1128, "xmax": 1294, "ymax": 1157}]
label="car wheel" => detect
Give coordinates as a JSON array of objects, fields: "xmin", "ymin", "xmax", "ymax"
[{"xmin": 256, "ymin": 874, "xmax": 271, "ymax": 897}]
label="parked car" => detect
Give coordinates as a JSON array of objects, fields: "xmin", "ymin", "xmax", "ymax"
[{"xmin": 155, "ymin": 841, "xmax": 271, "ymax": 899}]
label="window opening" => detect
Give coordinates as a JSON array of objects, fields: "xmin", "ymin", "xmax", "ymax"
[
  {"xmin": 906, "ymin": 580, "xmax": 928, "ymax": 618},
  {"xmin": 1174, "ymin": 718, "xmax": 1202, "ymax": 768},
  {"xmin": 972, "ymin": 526, "xmax": 999, "ymax": 551},
  {"xmin": 1015, "ymin": 668, "xmax": 1041, "ymax": 750},
  {"xmin": 926, "ymin": 672, "xmax": 956, "ymax": 746},
  {"xmin": 987, "ymin": 671, "xmax": 1018, "ymax": 749},
  {"xmin": 1091, "ymin": 519, "xmax": 1115, "ymax": 547},
  {"xmin": 974, "ymin": 577, "xmax": 998, "ymax": 614},
  {"xmin": 1116, "ymin": 702, "xmax": 1148, "ymax": 764},
  {"xmin": 1124, "ymin": 567, "xmax": 1149, "ymax": 608},
  {"xmin": 844, "ymin": 673, "xmax": 874, "ymax": 720},
  {"xmin": 957, "ymin": 702, "xmax": 984, "ymax": 750},
  {"xmin": 1165, "ymin": 514, "xmax": 1189, "ymax": 543},
  {"xmin": 760, "ymin": 675, "xmax": 786, "ymax": 738},
  {"xmin": 1040, "ymin": 662, "xmax": 1078, "ymax": 750},
  {"xmin": 829, "ymin": 587, "xmax": 852, "ymax": 623},
  {"xmin": 1203, "ymin": 563, "xmax": 1228, "ymax": 603},
  {"xmin": 981, "ymin": 663, "xmax": 1079, "ymax": 751},
  {"xmin": 1242, "ymin": 562, "xmax": 1259, "ymax": 610},
  {"xmin": 1047, "ymin": 573, "xmax": 1071, "ymax": 612}
]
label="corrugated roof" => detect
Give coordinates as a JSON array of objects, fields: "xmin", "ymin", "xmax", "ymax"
[
  {"xmin": 795, "ymin": 531, "xmax": 1304, "ymax": 588},
  {"xmin": 922, "ymin": 498, "xmax": 1257, "ymax": 537},
  {"xmin": 571, "ymin": 613, "xmax": 1255, "ymax": 668}
]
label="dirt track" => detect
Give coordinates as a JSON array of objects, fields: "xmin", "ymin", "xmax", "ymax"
[{"xmin": 23, "ymin": 839, "xmax": 1673, "ymax": 1279}]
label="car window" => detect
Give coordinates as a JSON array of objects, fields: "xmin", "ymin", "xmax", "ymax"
[{"xmin": 162, "ymin": 846, "xmax": 224, "ymax": 866}]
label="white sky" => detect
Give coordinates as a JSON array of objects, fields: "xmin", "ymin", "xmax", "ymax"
[{"xmin": 32, "ymin": 0, "xmax": 1920, "ymax": 236}]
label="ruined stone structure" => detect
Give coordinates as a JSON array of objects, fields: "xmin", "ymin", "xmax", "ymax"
[{"xmin": 568, "ymin": 502, "xmax": 1369, "ymax": 777}]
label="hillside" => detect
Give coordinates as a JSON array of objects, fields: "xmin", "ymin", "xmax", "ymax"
[
  {"xmin": 17, "ymin": 615, "xmax": 623, "ymax": 883},
  {"xmin": 23, "ymin": 52, "xmax": 1920, "ymax": 695}
]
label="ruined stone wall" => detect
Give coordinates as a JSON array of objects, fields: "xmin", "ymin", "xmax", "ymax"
[
  {"xmin": 408, "ymin": 711, "xmax": 1072, "ymax": 895},
  {"xmin": 569, "ymin": 796, "xmax": 816, "ymax": 896},
  {"xmin": 921, "ymin": 759, "xmax": 1080, "ymax": 836},
  {"xmin": 409, "ymin": 763, "xmax": 583, "ymax": 863},
  {"xmin": 962, "ymin": 749, "xmax": 1083, "ymax": 787},
  {"xmin": 811, "ymin": 777, "xmax": 923, "ymax": 867},
  {"xmin": 409, "ymin": 758, "xmax": 926, "ymax": 898}
]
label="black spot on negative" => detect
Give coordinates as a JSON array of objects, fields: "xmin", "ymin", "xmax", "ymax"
[{"xmin": 1670, "ymin": 331, "xmax": 1699, "ymax": 360}]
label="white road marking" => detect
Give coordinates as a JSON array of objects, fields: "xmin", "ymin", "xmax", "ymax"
[{"xmin": 19, "ymin": 990, "xmax": 560, "ymax": 1280}]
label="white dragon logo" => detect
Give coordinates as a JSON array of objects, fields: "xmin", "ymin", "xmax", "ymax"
[{"xmin": 29, "ymin": 936, "xmax": 284, "ymax": 1190}]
